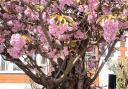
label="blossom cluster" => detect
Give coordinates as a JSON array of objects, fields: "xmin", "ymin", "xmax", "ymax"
[
  {"xmin": 7, "ymin": 34, "xmax": 26, "ymax": 58},
  {"xmin": 0, "ymin": 0, "xmax": 128, "ymax": 60}
]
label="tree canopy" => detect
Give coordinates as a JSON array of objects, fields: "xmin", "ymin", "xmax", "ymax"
[{"xmin": 0, "ymin": 0, "xmax": 128, "ymax": 89}]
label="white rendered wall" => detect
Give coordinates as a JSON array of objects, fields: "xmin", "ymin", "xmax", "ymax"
[
  {"xmin": 0, "ymin": 83, "xmax": 31, "ymax": 89},
  {"xmin": 99, "ymin": 41, "xmax": 120, "ymax": 89}
]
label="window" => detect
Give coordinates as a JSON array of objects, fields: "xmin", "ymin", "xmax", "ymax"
[
  {"xmin": 13, "ymin": 64, "xmax": 21, "ymax": 71},
  {"xmin": 0, "ymin": 59, "xmax": 7, "ymax": 71},
  {"xmin": 0, "ymin": 54, "xmax": 49, "ymax": 74},
  {"xmin": 36, "ymin": 54, "xmax": 49, "ymax": 75},
  {"xmin": 0, "ymin": 55, "xmax": 23, "ymax": 73}
]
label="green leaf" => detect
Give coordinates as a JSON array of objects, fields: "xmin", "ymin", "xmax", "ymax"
[{"xmin": 35, "ymin": 4, "xmax": 43, "ymax": 12}]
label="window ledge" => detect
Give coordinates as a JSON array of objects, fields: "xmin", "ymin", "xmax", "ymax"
[{"xmin": 0, "ymin": 71, "xmax": 24, "ymax": 74}]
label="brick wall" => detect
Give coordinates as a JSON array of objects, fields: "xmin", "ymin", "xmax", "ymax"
[{"xmin": 0, "ymin": 73, "xmax": 30, "ymax": 83}]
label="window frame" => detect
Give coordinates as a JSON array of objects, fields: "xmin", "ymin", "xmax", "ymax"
[{"xmin": 0, "ymin": 55, "xmax": 24, "ymax": 74}]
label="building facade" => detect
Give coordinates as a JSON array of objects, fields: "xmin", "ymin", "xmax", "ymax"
[{"xmin": 0, "ymin": 54, "xmax": 49, "ymax": 89}]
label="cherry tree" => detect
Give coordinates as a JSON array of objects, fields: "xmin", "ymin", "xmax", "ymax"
[{"xmin": 0, "ymin": 0, "xmax": 128, "ymax": 89}]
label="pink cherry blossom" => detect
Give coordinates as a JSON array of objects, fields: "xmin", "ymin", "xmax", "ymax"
[
  {"xmin": 23, "ymin": 0, "xmax": 39, "ymax": 4},
  {"xmin": 101, "ymin": 20, "xmax": 119, "ymax": 43},
  {"xmin": 34, "ymin": 26, "xmax": 47, "ymax": 43},
  {"xmin": 7, "ymin": 47, "xmax": 23, "ymax": 58},
  {"xmin": 24, "ymin": 8, "xmax": 38, "ymax": 20},
  {"xmin": 119, "ymin": 21, "xmax": 128, "ymax": 29},
  {"xmin": 74, "ymin": 30, "xmax": 85, "ymax": 39},
  {"xmin": 62, "ymin": 47, "xmax": 69, "ymax": 56},
  {"xmin": 2, "ymin": 13, "xmax": 15, "ymax": 20},
  {"xmin": 88, "ymin": 0, "xmax": 99, "ymax": 11},
  {"xmin": 87, "ymin": 11, "xmax": 97, "ymax": 24},
  {"xmin": 10, "ymin": 34, "xmax": 26, "ymax": 48},
  {"xmin": 58, "ymin": 34, "xmax": 70, "ymax": 41},
  {"xmin": 7, "ymin": 20, "xmax": 13, "ymax": 26},
  {"xmin": 78, "ymin": 5, "xmax": 84, "ymax": 12},
  {"xmin": 15, "ymin": 5, "xmax": 24, "ymax": 13},
  {"xmin": 49, "ymin": 24, "xmax": 68, "ymax": 38},
  {"xmin": 0, "ymin": 36, "xmax": 5, "ymax": 43},
  {"xmin": 102, "ymin": 6, "xmax": 112, "ymax": 15},
  {"xmin": 0, "ymin": 44, "xmax": 4, "ymax": 53},
  {"xmin": 123, "ymin": 8, "xmax": 128, "ymax": 16},
  {"xmin": 12, "ymin": 20, "xmax": 22, "ymax": 32},
  {"xmin": 58, "ymin": 0, "xmax": 73, "ymax": 10},
  {"xmin": 72, "ymin": 22, "xmax": 78, "ymax": 30},
  {"xmin": 48, "ymin": 49, "xmax": 56, "ymax": 58}
]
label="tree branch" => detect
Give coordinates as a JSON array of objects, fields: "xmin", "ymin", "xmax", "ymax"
[
  {"xmin": 15, "ymin": 62, "xmax": 45, "ymax": 85},
  {"xmin": 89, "ymin": 39, "xmax": 118, "ymax": 84},
  {"xmin": 55, "ymin": 49, "xmax": 87, "ymax": 83},
  {"xmin": 38, "ymin": 13, "xmax": 54, "ymax": 48},
  {"xmin": 28, "ymin": 55, "xmax": 46, "ymax": 76},
  {"xmin": 38, "ymin": 0, "xmax": 56, "ymax": 48},
  {"xmin": 55, "ymin": 58, "xmax": 67, "ymax": 78},
  {"xmin": 1, "ymin": 54, "xmax": 47, "ymax": 87},
  {"xmin": 53, "ymin": 39, "xmax": 89, "ymax": 84},
  {"xmin": 20, "ymin": 0, "xmax": 54, "ymax": 48}
]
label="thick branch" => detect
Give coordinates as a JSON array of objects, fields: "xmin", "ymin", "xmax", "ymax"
[
  {"xmin": 15, "ymin": 62, "xmax": 45, "ymax": 85},
  {"xmin": 55, "ymin": 55, "xmax": 80, "ymax": 83},
  {"xmin": 55, "ymin": 50, "xmax": 86, "ymax": 83},
  {"xmin": 55, "ymin": 58, "xmax": 67, "ymax": 78},
  {"xmin": 1, "ymin": 54, "xmax": 47, "ymax": 86},
  {"xmin": 38, "ymin": 13, "xmax": 53, "ymax": 48},
  {"xmin": 39, "ymin": 0, "xmax": 55, "ymax": 48},
  {"xmin": 54, "ymin": 39, "xmax": 89, "ymax": 84}
]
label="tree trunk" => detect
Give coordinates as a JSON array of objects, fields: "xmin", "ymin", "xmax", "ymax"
[
  {"xmin": 44, "ymin": 60, "xmax": 93, "ymax": 89},
  {"xmin": 78, "ymin": 79, "xmax": 84, "ymax": 89}
]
